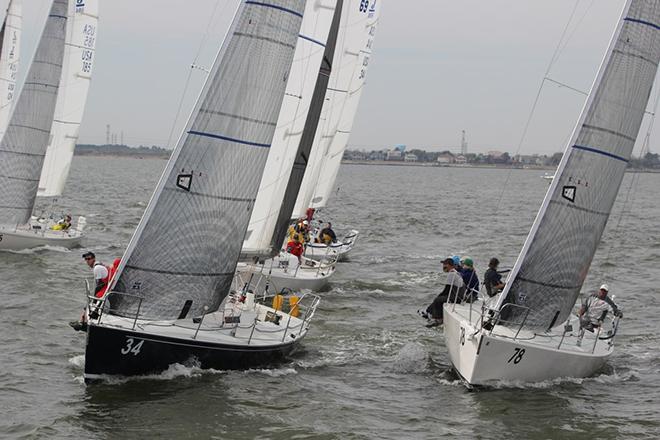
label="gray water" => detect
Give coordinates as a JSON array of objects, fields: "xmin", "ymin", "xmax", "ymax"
[{"xmin": 1, "ymin": 156, "xmax": 659, "ymax": 439}]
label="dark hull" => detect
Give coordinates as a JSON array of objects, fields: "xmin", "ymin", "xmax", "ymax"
[{"xmin": 84, "ymin": 323, "xmax": 297, "ymax": 382}]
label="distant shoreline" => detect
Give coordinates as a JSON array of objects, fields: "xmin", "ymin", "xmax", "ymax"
[
  {"xmin": 341, "ymin": 160, "xmax": 660, "ymax": 173},
  {"xmin": 75, "ymin": 152, "xmax": 169, "ymax": 159},
  {"xmin": 341, "ymin": 160, "xmax": 554, "ymax": 170}
]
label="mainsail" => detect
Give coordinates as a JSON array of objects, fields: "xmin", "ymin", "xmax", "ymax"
[
  {"xmin": 0, "ymin": 0, "xmax": 21, "ymax": 138},
  {"xmin": 110, "ymin": 0, "xmax": 305, "ymax": 320},
  {"xmin": 240, "ymin": 0, "xmax": 337, "ymax": 259},
  {"xmin": 38, "ymin": 0, "xmax": 99, "ymax": 197},
  {"xmin": 292, "ymin": 0, "xmax": 380, "ymax": 218},
  {"xmin": 0, "ymin": 0, "xmax": 68, "ymax": 227},
  {"xmin": 497, "ymin": 0, "xmax": 660, "ymax": 330}
]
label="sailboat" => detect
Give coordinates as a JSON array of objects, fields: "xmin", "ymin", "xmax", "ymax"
[
  {"xmin": 236, "ymin": 0, "xmax": 341, "ymax": 293},
  {"xmin": 0, "ymin": 0, "xmax": 86, "ymax": 251},
  {"xmin": 38, "ymin": 0, "xmax": 98, "ymax": 199},
  {"xmin": 292, "ymin": 0, "xmax": 380, "ymax": 262},
  {"xmin": 0, "ymin": 0, "xmax": 21, "ymax": 138},
  {"xmin": 80, "ymin": 0, "xmax": 318, "ymax": 381},
  {"xmin": 443, "ymin": 0, "xmax": 659, "ymax": 386},
  {"xmin": 247, "ymin": 0, "xmax": 380, "ymax": 290}
]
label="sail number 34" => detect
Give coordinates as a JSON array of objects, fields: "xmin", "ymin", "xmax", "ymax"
[
  {"xmin": 121, "ymin": 338, "xmax": 144, "ymax": 356},
  {"xmin": 507, "ymin": 348, "xmax": 525, "ymax": 364}
]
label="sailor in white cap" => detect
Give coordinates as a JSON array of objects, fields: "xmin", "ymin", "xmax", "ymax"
[{"xmin": 578, "ymin": 283, "xmax": 622, "ymax": 331}]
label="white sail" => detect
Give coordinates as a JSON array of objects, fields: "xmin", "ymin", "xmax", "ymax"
[
  {"xmin": 0, "ymin": 0, "xmax": 68, "ymax": 227},
  {"xmin": 109, "ymin": 0, "xmax": 306, "ymax": 320},
  {"xmin": 496, "ymin": 0, "xmax": 660, "ymax": 330},
  {"xmin": 292, "ymin": 0, "xmax": 380, "ymax": 217},
  {"xmin": 310, "ymin": 0, "xmax": 379, "ymax": 210},
  {"xmin": 0, "ymin": 0, "xmax": 21, "ymax": 138},
  {"xmin": 241, "ymin": 0, "xmax": 336, "ymax": 257},
  {"xmin": 38, "ymin": 0, "xmax": 98, "ymax": 197}
]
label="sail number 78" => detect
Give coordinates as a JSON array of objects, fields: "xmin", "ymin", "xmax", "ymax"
[{"xmin": 507, "ymin": 348, "xmax": 525, "ymax": 364}]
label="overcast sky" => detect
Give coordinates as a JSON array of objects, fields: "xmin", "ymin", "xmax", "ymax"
[{"xmin": 8, "ymin": 0, "xmax": 658, "ymax": 154}]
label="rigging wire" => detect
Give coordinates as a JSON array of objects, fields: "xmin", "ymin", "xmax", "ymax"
[
  {"xmin": 164, "ymin": 0, "xmax": 231, "ymax": 149},
  {"xmin": 494, "ymin": 0, "xmax": 584, "ymax": 210}
]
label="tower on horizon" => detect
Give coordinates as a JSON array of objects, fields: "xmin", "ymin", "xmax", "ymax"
[{"xmin": 461, "ymin": 130, "xmax": 468, "ymax": 155}]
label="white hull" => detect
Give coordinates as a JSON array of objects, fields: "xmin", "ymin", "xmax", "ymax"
[
  {"xmin": 443, "ymin": 302, "xmax": 615, "ymax": 387},
  {"xmin": 0, "ymin": 225, "xmax": 83, "ymax": 251},
  {"xmin": 304, "ymin": 229, "xmax": 358, "ymax": 262},
  {"xmin": 237, "ymin": 254, "xmax": 336, "ymax": 293}
]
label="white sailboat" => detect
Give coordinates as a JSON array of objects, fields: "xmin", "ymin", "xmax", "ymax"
[
  {"xmin": 79, "ymin": 0, "xmax": 318, "ymax": 381},
  {"xmin": 443, "ymin": 0, "xmax": 660, "ymax": 387},
  {"xmin": 0, "ymin": 0, "xmax": 85, "ymax": 251},
  {"xmin": 0, "ymin": 0, "xmax": 21, "ymax": 138},
  {"xmin": 237, "ymin": 0, "xmax": 340, "ymax": 292},
  {"xmin": 38, "ymin": 0, "xmax": 98, "ymax": 198},
  {"xmin": 292, "ymin": 0, "xmax": 380, "ymax": 262}
]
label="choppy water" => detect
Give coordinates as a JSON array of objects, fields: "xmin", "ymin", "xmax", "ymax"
[{"xmin": 1, "ymin": 156, "xmax": 659, "ymax": 439}]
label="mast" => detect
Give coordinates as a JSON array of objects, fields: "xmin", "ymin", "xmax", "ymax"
[
  {"xmin": 0, "ymin": 0, "xmax": 68, "ymax": 227},
  {"xmin": 495, "ymin": 0, "xmax": 660, "ymax": 330}
]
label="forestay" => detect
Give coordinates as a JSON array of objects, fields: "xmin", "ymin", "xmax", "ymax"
[
  {"xmin": 292, "ymin": 0, "xmax": 380, "ymax": 218},
  {"xmin": 0, "ymin": 0, "xmax": 21, "ymax": 139},
  {"xmin": 241, "ymin": 0, "xmax": 336, "ymax": 259},
  {"xmin": 0, "ymin": 0, "xmax": 68, "ymax": 227},
  {"xmin": 110, "ymin": 0, "xmax": 305, "ymax": 320},
  {"xmin": 498, "ymin": 0, "xmax": 660, "ymax": 330},
  {"xmin": 38, "ymin": 0, "xmax": 99, "ymax": 197}
]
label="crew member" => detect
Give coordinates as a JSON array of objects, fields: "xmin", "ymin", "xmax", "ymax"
[
  {"xmin": 319, "ymin": 222, "xmax": 337, "ymax": 244},
  {"xmin": 484, "ymin": 257, "xmax": 505, "ymax": 297},
  {"xmin": 579, "ymin": 284, "xmax": 622, "ymax": 331},
  {"xmin": 423, "ymin": 257, "xmax": 465, "ymax": 327}
]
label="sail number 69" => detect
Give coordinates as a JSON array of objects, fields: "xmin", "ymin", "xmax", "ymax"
[{"xmin": 507, "ymin": 348, "xmax": 525, "ymax": 364}]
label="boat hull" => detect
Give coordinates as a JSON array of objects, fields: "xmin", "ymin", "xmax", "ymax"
[
  {"xmin": 0, "ymin": 227, "xmax": 83, "ymax": 251},
  {"xmin": 84, "ymin": 323, "xmax": 297, "ymax": 381},
  {"xmin": 443, "ymin": 303, "xmax": 612, "ymax": 386},
  {"xmin": 304, "ymin": 229, "xmax": 358, "ymax": 262},
  {"xmin": 257, "ymin": 267, "xmax": 333, "ymax": 291}
]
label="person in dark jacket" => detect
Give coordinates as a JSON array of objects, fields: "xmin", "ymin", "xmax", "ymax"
[
  {"xmin": 319, "ymin": 222, "xmax": 337, "ymax": 244},
  {"xmin": 484, "ymin": 257, "xmax": 505, "ymax": 298},
  {"xmin": 460, "ymin": 257, "xmax": 480, "ymax": 302}
]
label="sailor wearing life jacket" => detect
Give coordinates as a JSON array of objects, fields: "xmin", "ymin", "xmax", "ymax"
[{"xmin": 82, "ymin": 251, "xmax": 109, "ymax": 298}]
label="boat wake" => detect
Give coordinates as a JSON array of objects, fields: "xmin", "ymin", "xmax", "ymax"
[
  {"xmin": 390, "ymin": 342, "xmax": 430, "ymax": 373},
  {"xmin": 480, "ymin": 369, "xmax": 640, "ymax": 390},
  {"xmin": 241, "ymin": 367, "xmax": 298, "ymax": 377},
  {"xmin": 0, "ymin": 244, "xmax": 72, "ymax": 255}
]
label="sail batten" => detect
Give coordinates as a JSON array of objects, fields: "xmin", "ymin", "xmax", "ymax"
[
  {"xmin": 497, "ymin": 0, "xmax": 660, "ymax": 330},
  {"xmin": 0, "ymin": 0, "xmax": 68, "ymax": 226},
  {"xmin": 110, "ymin": 0, "xmax": 306, "ymax": 320}
]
